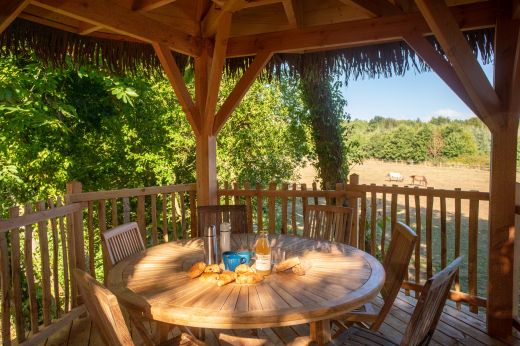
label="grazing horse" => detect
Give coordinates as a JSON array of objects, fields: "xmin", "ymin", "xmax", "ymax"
[
  {"xmin": 386, "ymin": 172, "xmax": 404, "ymax": 182},
  {"xmin": 410, "ymin": 175, "xmax": 428, "ymax": 187}
]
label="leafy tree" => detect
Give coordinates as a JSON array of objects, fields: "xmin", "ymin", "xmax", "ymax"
[
  {"xmin": 300, "ymin": 76, "xmax": 348, "ymax": 188},
  {"xmin": 441, "ymin": 124, "xmax": 477, "ymax": 158}
]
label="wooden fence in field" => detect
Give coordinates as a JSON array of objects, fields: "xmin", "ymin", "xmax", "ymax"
[{"xmin": 0, "ymin": 177, "xmax": 491, "ymax": 344}]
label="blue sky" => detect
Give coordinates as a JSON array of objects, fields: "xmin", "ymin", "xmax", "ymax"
[{"xmin": 342, "ymin": 63, "xmax": 494, "ymax": 121}]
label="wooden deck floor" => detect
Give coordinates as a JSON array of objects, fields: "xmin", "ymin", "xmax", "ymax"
[{"xmin": 44, "ymin": 291, "xmax": 520, "ymax": 346}]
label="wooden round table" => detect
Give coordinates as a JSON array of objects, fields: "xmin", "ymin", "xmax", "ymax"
[{"xmin": 107, "ymin": 234, "xmax": 384, "ymax": 342}]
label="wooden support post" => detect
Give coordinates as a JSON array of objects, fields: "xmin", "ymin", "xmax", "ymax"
[
  {"xmin": 196, "ymin": 134, "xmax": 218, "ymax": 205},
  {"xmin": 488, "ymin": 123, "xmax": 518, "ymax": 336},
  {"xmin": 515, "ymin": 182, "xmax": 520, "ymax": 319}
]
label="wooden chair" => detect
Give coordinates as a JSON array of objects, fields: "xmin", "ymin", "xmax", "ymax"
[
  {"xmin": 102, "ymin": 222, "xmax": 146, "ymax": 267},
  {"xmin": 198, "ymin": 205, "xmax": 248, "ymax": 235},
  {"xmin": 304, "ymin": 205, "xmax": 354, "ymax": 244},
  {"xmin": 73, "ymin": 269, "xmax": 204, "ymax": 346},
  {"xmin": 330, "ymin": 257, "xmax": 462, "ymax": 346},
  {"xmin": 338, "ymin": 221, "xmax": 417, "ymax": 331}
]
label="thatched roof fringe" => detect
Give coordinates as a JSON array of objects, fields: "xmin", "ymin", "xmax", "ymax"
[
  {"xmin": 1, "ymin": 19, "xmax": 494, "ymax": 83},
  {"xmin": 0, "ymin": 19, "xmax": 189, "ymax": 75}
]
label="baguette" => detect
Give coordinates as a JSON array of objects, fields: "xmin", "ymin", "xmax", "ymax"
[{"xmin": 273, "ymin": 257, "xmax": 300, "ymax": 272}]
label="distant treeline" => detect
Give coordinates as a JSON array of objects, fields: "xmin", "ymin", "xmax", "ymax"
[{"xmin": 345, "ymin": 116, "xmax": 496, "ymax": 166}]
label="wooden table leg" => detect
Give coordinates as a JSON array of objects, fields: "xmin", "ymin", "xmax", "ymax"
[
  {"xmin": 310, "ymin": 319, "xmax": 331, "ymax": 345},
  {"xmin": 155, "ymin": 321, "xmax": 171, "ymax": 343}
]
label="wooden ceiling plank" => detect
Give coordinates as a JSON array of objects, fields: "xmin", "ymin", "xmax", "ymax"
[
  {"xmin": 153, "ymin": 43, "xmax": 201, "ymax": 135},
  {"xmin": 133, "ymin": 0, "xmax": 177, "ymax": 12},
  {"xmin": 415, "ymin": 0, "xmax": 501, "ymax": 129},
  {"xmin": 32, "ymin": 0, "xmax": 200, "ymax": 56},
  {"xmin": 204, "ymin": 12, "xmax": 232, "ymax": 133},
  {"xmin": 404, "ymin": 31, "xmax": 478, "ymax": 116},
  {"xmin": 0, "ymin": 0, "xmax": 31, "ymax": 34},
  {"xmin": 213, "ymin": 50, "xmax": 273, "ymax": 134},
  {"xmin": 282, "ymin": 0, "xmax": 298, "ymax": 28},
  {"xmin": 345, "ymin": 0, "xmax": 402, "ymax": 17},
  {"xmin": 395, "ymin": 0, "xmax": 415, "ymax": 12},
  {"xmin": 202, "ymin": 0, "xmax": 247, "ymax": 37},
  {"xmin": 226, "ymin": 1, "xmax": 495, "ymax": 57}
]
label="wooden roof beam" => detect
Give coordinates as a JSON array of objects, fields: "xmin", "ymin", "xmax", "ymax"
[
  {"xmin": 153, "ymin": 43, "xmax": 201, "ymax": 135},
  {"xmin": 404, "ymin": 31, "xmax": 477, "ymax": 115},
  {"xmin": 226, "ymin": 1, "xmax": 495, "ymax": 57},
  {"xmin": 132, "ymin": 0, "xmax": 177, "ymax": 12},
  {"xmin": 495, "ymin": 1, "xmax": 520, "ymax": 121},
  {"xmin": 204, "ymin": 12, "xmax": 232, "ymax": 133},
  {"xmin": 415, "ymin": 0, "xmax": 501, "ymax": 130},
  {"xmin": 346, "ymin": 0, "xmax": 402, "ymax": 17},
  {"xmin": 78, "ymin": 23, "xmax": 103, "ymax": 35},
  {"xmin": 0, "ymin": 0, "xmax": 31, "ymax": 34},
  {"xmin": 202, "ymin": 0, "xmax": 247, "ymax": 37},
  {"xmin": 32, "ymin": 0, "xmax": 201, "ymax": 56},
  {"xmin": 213, "ymin": 50, "xmax": 273, "ymax": 134}
]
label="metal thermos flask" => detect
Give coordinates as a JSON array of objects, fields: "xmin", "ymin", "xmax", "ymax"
[{"xmin": 204, "ymin": 225, "xmax": 218, "ymax": 264}]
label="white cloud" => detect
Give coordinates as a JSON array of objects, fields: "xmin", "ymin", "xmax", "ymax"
[{"xmin": 429, "ymin": 108, "xmax": 475, "ymax": 120}]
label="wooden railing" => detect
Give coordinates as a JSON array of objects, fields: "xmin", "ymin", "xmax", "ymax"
[
  {"xmin": 66, "ymin": 182, "xmax": 198, "ymax": 281},
  {"xmin": 0, "ymin": 178, "xmax": 491, "ymax": 343},
  {"xmin": 0, "ymin": 198, "xmax": 86, "ymax": 345},
  {"xmin": 219, "ymin": 176, "xmax": 490, "ymax": 313}
]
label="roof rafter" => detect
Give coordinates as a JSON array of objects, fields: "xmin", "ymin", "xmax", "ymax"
[
  {"xmin": 415, "ymin": 0, "xmax": 501, "ymax": 130},
  {"xmin": 282, "ymin": 0, "xmax": 301, "ymax": 28},
  {"xmin": 202, "ymin": 0, "xmax": 247, "ymax": 37},
  {"xmin": 226, "ymin": 1, "xmax": 495, "ymax": 57},
  {"xmin": 78, "ymin": 23, "xmax": 103, "ymax": 35},
  {"xmin": 213, "ymin": 50, "xmax": 273, "ymax": 134},
  {"xmin": 32, "ymin": 0, "xmax": 201, "ymax": 56},
  {"xmin": 153, "ymin": 43, "xmax": 201, "ymax": 135},
  {"xmin": 404, "ymin": 31, "xmax": 477, "ymax": 115},
  {"xmin": 0, "ymin": 0, "xmax": 31, "ymax": 34}
]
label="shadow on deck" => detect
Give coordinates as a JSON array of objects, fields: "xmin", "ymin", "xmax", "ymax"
[{"xmin": 44, "ymin": 291, "xmax": 520, "ymax": 346}]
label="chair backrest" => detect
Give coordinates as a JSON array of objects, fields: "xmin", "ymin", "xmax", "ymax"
[
  {"xmin": 371, "ymin": 221, "xmax": 417, "ymax": 331},
  {"xmin": 198, "ymin": 205, "xmax": 248, "ymax": 235},
  {"xmin": 401, "ymin": 257, "xmax": 462, "ymax": 346},
  {"xmin": 73, "ymin": 269, "xmax": 134, "ymax": 346},
  {"xmin": 304, "ymin": 205, "xmax": 354, "ymax": 244},
  {"xmin": 102, "ymin": 222, "xmax": 145, "ymax": 267}
]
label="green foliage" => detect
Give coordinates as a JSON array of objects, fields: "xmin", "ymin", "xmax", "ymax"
[
  {"xmin": 300, "ymin": 77, "xmax": 349, "ymax": 188},
  {"xmin": 0, "ymin": 54, "xmax": 311, "ymax": 215},
  {"xmin": 440, "ymin": 124, "xmax": 477, "ymax": 158},
  {"xmin": 348, "ymin": 116, "xmax": 491, "ymax": 164}
]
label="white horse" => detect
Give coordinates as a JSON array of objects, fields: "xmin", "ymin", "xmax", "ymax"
[{"xmin": 386, "ymin": 172, "xmax": 404, "ymax": 182}]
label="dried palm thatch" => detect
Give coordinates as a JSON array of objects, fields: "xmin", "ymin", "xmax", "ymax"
[{"xmin": 1, "ymin": 18, "xmax": 494, "ymax": 82}]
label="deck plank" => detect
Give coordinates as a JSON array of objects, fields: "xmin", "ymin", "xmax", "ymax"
[{"xmin": 42, "ymin": 291, "xmax": 520, "ymax": 346}]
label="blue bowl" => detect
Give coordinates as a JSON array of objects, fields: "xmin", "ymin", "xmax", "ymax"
[{"xmin": 222, "ymin": 251, "xmax": 252, "ymax": 271}]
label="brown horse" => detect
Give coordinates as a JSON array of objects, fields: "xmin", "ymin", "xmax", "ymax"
[{"xmin": 410, "ymin": 175, "xmax": 428, "ymax": 187}]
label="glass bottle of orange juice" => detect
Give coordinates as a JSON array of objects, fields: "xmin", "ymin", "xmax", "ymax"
[{"xmin": 255, "ymin": 231, "xmax": 272, "ymax": 276}]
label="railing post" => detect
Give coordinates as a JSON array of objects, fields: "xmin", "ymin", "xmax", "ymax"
[
  {"xmin": 515, "ymin": 182, "xmax": 520, "ymax": 320},
  {"xmin": 65, "ymin": 182, "xmax": 86, "ymax": 272},
  {"xmin": 348, "ymin": 174, "xmax": 359, "ymax": 248}
]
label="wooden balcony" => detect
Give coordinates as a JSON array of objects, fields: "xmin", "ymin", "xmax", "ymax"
[{"xmin": 0, "ymin": 180, "xmax": 518, "ymax": 345}]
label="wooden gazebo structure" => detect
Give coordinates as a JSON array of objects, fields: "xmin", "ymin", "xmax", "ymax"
[{"xmin": 1, "ymin": 0, "xmax": 518, "ymax": 339}]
